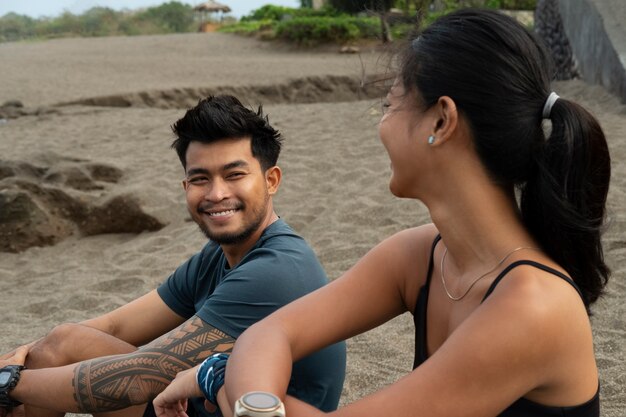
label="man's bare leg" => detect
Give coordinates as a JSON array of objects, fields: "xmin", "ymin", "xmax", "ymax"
[{"xmin": 23, "ymin": 324, "xmax": 139, "ymax": 417}]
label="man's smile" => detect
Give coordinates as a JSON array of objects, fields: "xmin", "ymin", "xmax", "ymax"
[{"xmin": 207, "ymin": 209, "xmax": 238, "ymax": 217}]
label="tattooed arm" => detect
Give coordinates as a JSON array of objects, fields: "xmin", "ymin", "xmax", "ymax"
[{"xmin": 8, "ymin": 316, "xmax": 234, "ymax": 413}]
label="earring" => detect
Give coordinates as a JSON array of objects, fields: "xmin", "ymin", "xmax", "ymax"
[{"xmin": 427, "ymin": 135, "xmax": 436, "ymax": 145}]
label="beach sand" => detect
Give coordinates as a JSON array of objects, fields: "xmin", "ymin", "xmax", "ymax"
[{"xmin": 0, "ymin": 32, "xmax": 624, "ymax": 415}]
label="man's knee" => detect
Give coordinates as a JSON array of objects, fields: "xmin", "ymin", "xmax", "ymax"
[
  {"xmin": 26, "ymin": 323, "xmax": 135, "ymax": 368},
  {"xmin": 26, "ymin": 323, "xmax": 84, "ymax": 368}
]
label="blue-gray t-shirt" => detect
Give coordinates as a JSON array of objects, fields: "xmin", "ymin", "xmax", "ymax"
[{"xmin": 157, "ymin": 219, "xmax": 346, "ymax": 413}]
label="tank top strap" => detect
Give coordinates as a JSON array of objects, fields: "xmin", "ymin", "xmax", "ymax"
[
  {"xmin": 481, "ymin": 260, "xmax": 584, "ymax": 303},
  {"xmin": 412, "ymin": 234, "xmax": 442, "ymax": 369},
  {"xmin": 424, "ymin": 234, "xmax": 442, "ymax": 288}
]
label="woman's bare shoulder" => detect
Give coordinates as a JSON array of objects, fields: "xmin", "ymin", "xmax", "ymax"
[
  {"xmin": 371, "ymin": 224, "xmax": 440, "ymax": 311},
  {"xmin": 381, "ymin": 223, "xmax": 440, "ymax": 250},
  {"xmin": 484, "ymin": 261, "xmax": 587, "ymax": 317}
]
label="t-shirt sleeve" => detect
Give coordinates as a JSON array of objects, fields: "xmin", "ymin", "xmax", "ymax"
[
  {"xmin": 157, "ymin": 250, "xmax": 203, "ymax": 319},
  {"xmin": 196, "ymin": 247, "xmax": 318, "ymax": 338}
]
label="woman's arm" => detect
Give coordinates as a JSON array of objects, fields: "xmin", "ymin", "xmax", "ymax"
[
  {"xmin": 224, "ymin": 230, "xmax": 595, "ymax": 416},
  {"xmin": 223, "ymin": 226, "xmax": 438, "ymax": 411},
  {"xmin": 333, "ymin": 269, "xmax": 594, "ymax": 417}
]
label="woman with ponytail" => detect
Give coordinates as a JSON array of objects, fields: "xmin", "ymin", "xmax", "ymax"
[{"xmin": 154, "ymin": 8, "xmax": 610, "ymax": 417}]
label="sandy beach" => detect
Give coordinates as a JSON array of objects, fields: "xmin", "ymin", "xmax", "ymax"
[{"xmin": 0, "ymin": 32, "xmax": 624, "ymax": 416}]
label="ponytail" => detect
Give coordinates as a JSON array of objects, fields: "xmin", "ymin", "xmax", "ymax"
[{"xmin": 520, "ymin": 98, "xmax": 611, "ymax": 309}]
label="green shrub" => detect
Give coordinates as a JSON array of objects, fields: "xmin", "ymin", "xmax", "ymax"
[
  {"xmin": 81, "ymin": 7, "xmax": 121, "ymax": 36},
  {"xmin": 434, "ymin": 0, "xmax": 536, "ymax": 11},
  {"xmin": 241, "ymin": 4, "xmax": 342, "ymax": 22},
  {"xmin": 490, "ymin": 0, "xmax": 537, "ymax": 9},
  {"xmin": 119, "ymin": 16, "xmax": 165, "ymax": 35},
  {"xmin": 219, "ymin": 20, "xmax": 275, "ymax": 35},
  {"xmin": 351, "ymin": 17, "xmax": 381, "ymax": 38},
  {"xmin": 329, "ymin": 0, "xmax": 394, "ymax": 13},
  {"xmin": 292, "ymin": 6, "xmax": 345, "ymax": 18},
  {"xmin": 0, "ymin": 13, "xmax": 37, "ymax": 42},
  {"xmin": 275, "ymin": 16, "xmax": 379, "ymax": 45},
  {"xmin": 0, "ymin": 1, "xmax": 199, "ymax": 42},
  {"xmin": 135, "ymin": 1, "xmax": 194, "ymax": 33},
  {"xmin": 41, "ymin": 12, "xmax": 83, "ymax": 38},
  {"xmin": 390, "ymin": 23, "xmax": 415, "ymax": 40},
  {"xmin": 241, "ymin": 5, "xmax": 296, "ymax": 22}
]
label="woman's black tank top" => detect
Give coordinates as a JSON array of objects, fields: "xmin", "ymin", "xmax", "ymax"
[{"xmin": 412, "ymin": 235, "xmax": 600, "ymax": 416}]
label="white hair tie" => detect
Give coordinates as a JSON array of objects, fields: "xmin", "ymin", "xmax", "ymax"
[{"xmin": 542, "ymin": 92, "xmax": 560, "ymax": 119}]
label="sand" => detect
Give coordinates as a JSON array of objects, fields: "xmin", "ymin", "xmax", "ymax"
[{"xmin": 0, "ymin": 32, "xmax": 624, "ymax": 416}]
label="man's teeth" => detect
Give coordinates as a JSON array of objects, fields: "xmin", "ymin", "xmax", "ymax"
[{"xmin": 208, "ymin": 209, "xmax": 237, "ymax": 216}]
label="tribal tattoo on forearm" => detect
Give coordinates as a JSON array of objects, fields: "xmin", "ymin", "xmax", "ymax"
[{"xmin": 72, "ymin": 316, "xmax": 234, "ymax": 412}]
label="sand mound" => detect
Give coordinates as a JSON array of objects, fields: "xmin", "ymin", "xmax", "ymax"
[
  {"xmin": 58, "ymin": 75, "xmax": 387, "ymax": 110},
  {"xmin": 0, "ymin": 155, "xmax": 165, "ymax": 252},
  {"xmin": 0, "ymin": 100, "xmax": 58, "ymax": 120}
]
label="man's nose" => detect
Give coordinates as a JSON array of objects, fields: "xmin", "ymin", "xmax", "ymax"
[{"xmin": 204, "ymin": 179, "xmax": 230, "ymax": 202}]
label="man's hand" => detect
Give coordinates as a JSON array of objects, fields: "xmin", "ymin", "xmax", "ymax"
[
  {"xmin": 0, "ymin": 346, "xmax": 29, "ymax": 417},
  {"xmin": 0, "ymin": 345, "xmax": 29, "ymax": 367},
  {"xmin": 0, "ymin": 404, "xmax": 25, "ymax": 417},
  {"xmin": 0, "ymin": 342, "xmax": 36, "ymax": 362},
  {"xmin": 0, "ymin": 405, "xmax": 23, "ymax": 417},
  {"xmin": 153, "ymin": 366, "xmax": 202, "ymax": 417}
]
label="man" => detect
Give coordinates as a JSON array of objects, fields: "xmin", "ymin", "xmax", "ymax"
[{"xmin": 0, "ymin": 95, "xmax": 346, "ymax": 417}]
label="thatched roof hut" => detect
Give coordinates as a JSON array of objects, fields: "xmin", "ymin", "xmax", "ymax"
[
  {"xmin": 193, "ymin": 1, "xmax": 231, "ymax": 13},
  {"xmin": 194, "ymin": 0, "xmax": 231, "ymax": 29}
]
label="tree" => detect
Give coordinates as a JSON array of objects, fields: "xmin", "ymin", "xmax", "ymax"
[
  {"xmin": 0, "ymin": 13, "xmax": 36, "ymax": 41},
  {"xmin": 330, "ymin": 0, "xmax": 394, "ymax": 42},
  {"xmin": 329, "ymin": 0, "xmax": 394, "ymax": 13},
  {"xmin": 81, "ymin": 7, "xmax": 121, "ymax": 36},
  {"xmin": 137, "ymin": 1, "xmax": 194, "ymax": 33}
]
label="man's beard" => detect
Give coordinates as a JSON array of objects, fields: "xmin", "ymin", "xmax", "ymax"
[{"xmin": 196, "ymin": 194, "xmax": 269, "ymax": 245}]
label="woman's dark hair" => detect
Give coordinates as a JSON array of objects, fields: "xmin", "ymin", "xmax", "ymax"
[
  {"xmin": 171, "ymin": 95, "xmax": 282, "ymax": 171},
  {"xmin": 400, "ymin": 8, "xmax": 610, "ymax": 308}
]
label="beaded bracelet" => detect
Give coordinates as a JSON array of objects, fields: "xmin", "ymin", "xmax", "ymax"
[{"xmin": 196, "ymin": 353, "xmax": 230, "ymax": 405}]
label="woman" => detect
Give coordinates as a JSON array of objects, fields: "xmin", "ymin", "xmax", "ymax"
[{"xmin": 153, "ymin": 8, "xmax": 610, "ymax": 417}]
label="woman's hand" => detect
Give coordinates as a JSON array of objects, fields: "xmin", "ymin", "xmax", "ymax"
[{"xmin": 153, "ymin": 366, "xmax": 203, "ymax": 417}]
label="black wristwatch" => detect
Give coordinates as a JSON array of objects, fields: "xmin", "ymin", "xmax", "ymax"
[{"xmin": 0, "ymin": 365, "xmax": 24, "ymax": 409}]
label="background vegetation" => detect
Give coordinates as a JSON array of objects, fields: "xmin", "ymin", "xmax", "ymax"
[
  {"xmin": 0, "ymin": 1, "xmax": 196, "ymax": 42},
  {"xmin": 0, "ymin": 0, "xmax": 536, "ymax": 44},
  {"xmin": 223, "ymin": 0, "xmax": 536, "ymax": 45}
]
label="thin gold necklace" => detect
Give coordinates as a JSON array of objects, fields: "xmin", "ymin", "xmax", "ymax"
[{"xmin": 440, "ymin": 246, "xmax": 537, "ymax": 301}]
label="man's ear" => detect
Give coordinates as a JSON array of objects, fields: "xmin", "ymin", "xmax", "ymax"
[
  {"xmin": 265, "ymin": 166, "xmax": 282, "ymax": 195},
  {"xmin": 430, "ymin": 96, "xmax": 459, "ymax": 145},
  {"xmin": 182, "ymin": 178, "xmax": 189, "ymax": 191}
]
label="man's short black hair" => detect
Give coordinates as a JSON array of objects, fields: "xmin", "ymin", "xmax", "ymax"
[{"xmin": 171, "ymin": 95, "xmax": 282, "ymax": 171}]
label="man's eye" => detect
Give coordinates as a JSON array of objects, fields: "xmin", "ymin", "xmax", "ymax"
[
  {"xmin": 188, "ymin": 177, "xmax": 208, "ymax": 184},
  {"xmin": 381, "ymin": 101, "xmax": 391, "ymax": 112},
  {"xmin": 227, "ymin": 172, "xmax": 245, "ymax": 179}
]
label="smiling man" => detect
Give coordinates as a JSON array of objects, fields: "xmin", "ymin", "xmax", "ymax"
[{"xmin": 0, "ymin": 95, "xmax": 346, "ymax": 417}]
